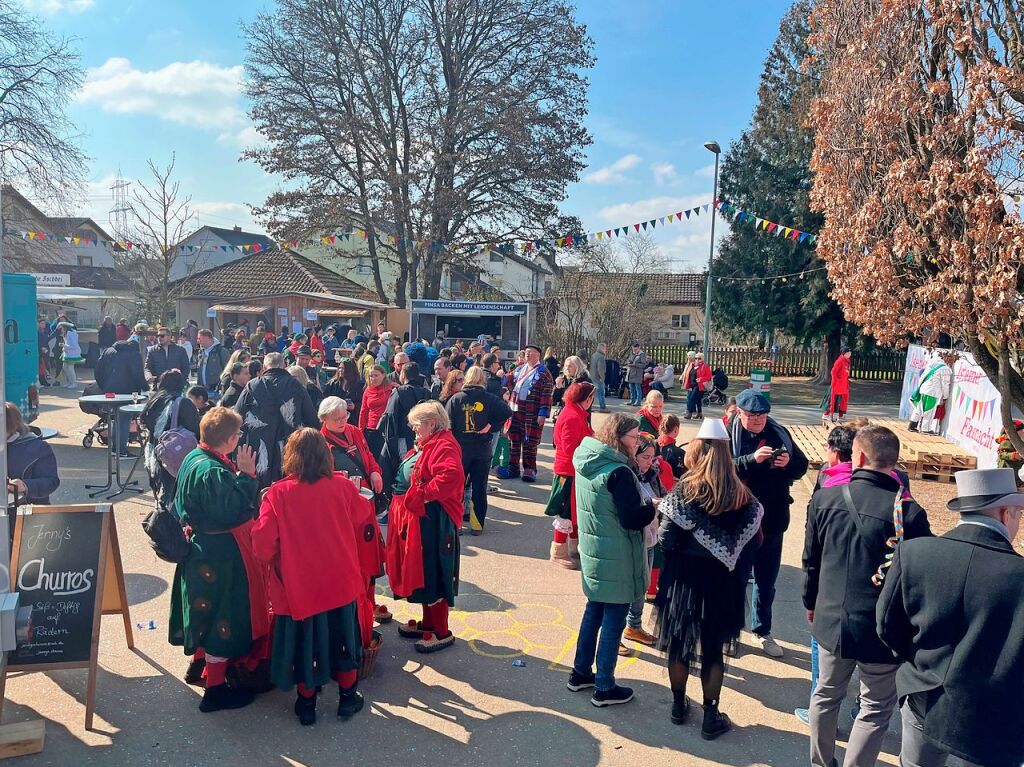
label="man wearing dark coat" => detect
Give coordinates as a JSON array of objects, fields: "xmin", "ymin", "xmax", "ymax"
[
  {"xmin": 233, "ymin": 352, "xmax": 318, "ymax": 488},
  {"xmin": 728, "ymin": 388, "xmax": 809, "ymax": 658},
  {"xmin": 803, "ymin": 425, "xmax": 931, "ymax": 767},
  {"xmin": 877, "ymin": 468, "xmax": 1024, "ymax": 767},
  {"xmin": 378, "ymin": 363, "xmax": 431, "ymax": 496}
]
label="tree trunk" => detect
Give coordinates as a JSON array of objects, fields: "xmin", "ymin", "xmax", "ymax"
[{"xmin": 810, "ymin": 327, "xmax": 842, "ymax": 385}]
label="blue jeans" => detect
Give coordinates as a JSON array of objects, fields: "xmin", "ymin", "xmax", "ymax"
[
  {"xmin": 595, "ymin": 384, "xmax": 606, "ymax": 409},
  {"xmin": 573, "ymin": 600, "xmax": 629, "ymax": 691},
  {"xmin": 116, "ymin": 408, "xmax": 133, "ymax": 453},
  {"xmin": 626, "ymin": 547, "xmax": 655, "ymax": 628},
  {"xmin": 751, "ymin": 532, "xmax": 785, "ymax": 637},
  {"xmin": 686, "ymin": 386, "xmax": 702, "ymax": 415},
  {"xmin": 628, "ymin": 382, "xmax": 642, "ymax": 403}
]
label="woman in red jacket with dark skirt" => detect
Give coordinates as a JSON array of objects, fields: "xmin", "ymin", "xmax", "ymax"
[
  {"xmin": 252, "ymin": 428, "xmax": 367, "ymax": 726},
  {"xmin": 359, "ymin": 365, "xmax": 395, "ymax": 460},
  {"xmin": 386, "ymin": 400, "xmax": 465, "ymax": 654},
  {"xmin": 544, "ymin": 382, "xmax": 595, "ymax": 569},
  {"xmin": 318, "ymin": 396, "xmax": 390, "ymax": 627}
]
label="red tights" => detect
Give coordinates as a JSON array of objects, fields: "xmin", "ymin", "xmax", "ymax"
[
  {"xmin": 297, "ymin": 669, "xmax": 358, "ymax": 698},
  {"xmin": 421, "ymin": 601, "xmax": 451, "ymax": 639}
]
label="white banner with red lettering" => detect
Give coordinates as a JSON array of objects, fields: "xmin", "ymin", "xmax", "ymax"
[{"xmin": 898, "ymin": 344, "xmax": 1001, "ymax": 469}]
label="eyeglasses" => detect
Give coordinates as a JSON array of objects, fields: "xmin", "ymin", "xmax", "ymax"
[{"xmin": 456, "ymin": 377, "xmax": 465, "ymax": 383}]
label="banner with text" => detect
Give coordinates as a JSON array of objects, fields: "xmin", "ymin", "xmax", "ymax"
[{"xmin": 899, "ymin": 344, "xmax": 1001, "ymax": 469}]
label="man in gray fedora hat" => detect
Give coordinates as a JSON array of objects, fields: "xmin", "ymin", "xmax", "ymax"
[{"xmin": 877, "ymin": 468, "xmax": 1024, "ymax": 767}]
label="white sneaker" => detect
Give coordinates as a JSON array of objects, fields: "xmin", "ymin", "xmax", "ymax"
[{"xmin": 759, "ymin": 635, "xmax": 784, "ymax": 658}]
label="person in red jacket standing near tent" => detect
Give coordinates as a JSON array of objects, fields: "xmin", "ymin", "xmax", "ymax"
[{"xmin": 822, "ymin": 347, "xmax": 852, "ymax": 427}]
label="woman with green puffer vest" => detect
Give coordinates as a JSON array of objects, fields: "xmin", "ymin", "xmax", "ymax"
[{"xmin": 566, "ymin": 413, "xmax": 655, "ymax": 708}]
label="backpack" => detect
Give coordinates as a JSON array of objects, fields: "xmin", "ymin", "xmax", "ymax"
[
  {"xmin": 155, "ymin": 397, "xmax": 198, "ymax": 478},
  {"xmin": 141, "ymin": 501, "xmax": 191, "ymax": 563}
]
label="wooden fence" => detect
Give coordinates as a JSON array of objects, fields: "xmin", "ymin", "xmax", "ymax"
[{"xmin": 645, "ymin": 346, "xmax": 907, "ymax": 381}]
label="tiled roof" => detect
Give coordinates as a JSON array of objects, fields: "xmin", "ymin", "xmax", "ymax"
[
  {"xmin": 557, "ymin": 272, "xmax": 704, "ymax": 305},
  {"xmin": 174, "ymin": 248, "xmax": 382, "ymax": 303},
  {"xmin": 189, "ymin": 225, "xmax": 277, "ymax": 249},
  {"xmin": 65, "ymin": 265, "xmax": 134, "ymax": 291}
]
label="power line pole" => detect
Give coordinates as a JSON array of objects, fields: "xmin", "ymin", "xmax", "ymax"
[{"xmin": 109, "ymin": 170, "xmax": 132, "ymax": 240}]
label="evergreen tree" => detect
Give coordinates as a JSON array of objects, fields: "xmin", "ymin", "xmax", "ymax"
[{"xmin": 710, "ymin": 1, "xmax": 849, "ymax": 378}]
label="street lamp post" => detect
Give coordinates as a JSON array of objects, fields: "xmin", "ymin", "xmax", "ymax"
[{"xmin": 702, "ymin": 141, "xmax": 721, "ymax": 355}]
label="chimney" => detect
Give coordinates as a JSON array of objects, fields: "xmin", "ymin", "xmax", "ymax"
[{"xmin": 233, "ymin": 225, "xmax": 242, "ymax": 233}]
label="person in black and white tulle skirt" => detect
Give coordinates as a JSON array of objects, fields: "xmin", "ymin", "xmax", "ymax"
[{"xmin": 654, "ymin": 417, "xmax": 763, "ymax": 741}]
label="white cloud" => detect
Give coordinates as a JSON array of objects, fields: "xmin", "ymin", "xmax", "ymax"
[
  {"xmin": 20, "ymin": 0, "xmax": 94, "ymax": 14},
  {"xmin": 78, "ymin": 57, "xmax": 246, "ymax": 129},
  {"xmin": 651, "ymin": 162, "xmax": 679, "ymax": 186},
  {"xmin": 695, "ymin": 163, "xmax": 718, "ymax": 178},
  {"xmin": 597, "ymin": 194, "xmax": 709, "ymax": 224},
  {"xmin": 584, "ymin": 153, "xmax": 642, "ymax": 184},
  {"xmin": 192, "ymin": 201, "xmax": 260, "ymax": 231},
  {"xmin": 218, "ymin": 125, "xmax": 263, "ymax": 149}
]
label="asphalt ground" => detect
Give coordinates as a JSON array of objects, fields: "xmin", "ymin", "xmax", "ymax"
[{"xmin": 3, "ymin": 379, "xmax": 922, "ymax": 767}]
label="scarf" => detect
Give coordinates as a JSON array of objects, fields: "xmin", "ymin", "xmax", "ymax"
[
  {"xmin": 320, "ymin": 424, "xmax": 368, "ymax": 477},
  {"xmin": 637, "ymin": 408, "xmax": 662, "ymax": 433},
  {"xmin": 728, "ymin": 415, "xmax": 794, "ymax": 459},
  {"xmin": 658, "ymin": 488, "xmax": 763, "ymax": 571}
]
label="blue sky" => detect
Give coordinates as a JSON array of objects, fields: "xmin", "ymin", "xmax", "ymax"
[{"xmin": 27, "ymin": 0, "xmax": 793, "ymax": 269}]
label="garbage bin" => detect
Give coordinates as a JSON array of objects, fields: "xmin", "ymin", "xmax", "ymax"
[{"xmin": 750, "ymin": 367, "xmax": 772, "ymax": 400}]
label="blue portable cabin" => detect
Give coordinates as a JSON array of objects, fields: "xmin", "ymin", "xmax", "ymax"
[{"xmin": 4, "ymin": 274, "xmax": 39, "ymax": 422}]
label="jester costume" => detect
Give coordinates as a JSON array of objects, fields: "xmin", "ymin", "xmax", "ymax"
[
  {"xmin": 909, "ymin": 354, "xmax": 952, "ymax": 435},
  {"xmin": 502, "ymin": 360, "xmax": 553, "ymax": 481}
]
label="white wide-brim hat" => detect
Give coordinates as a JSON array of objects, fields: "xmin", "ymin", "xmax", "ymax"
[{"xmin": 695, "ymin": 417, "xmax": 730, "ymax": 441}]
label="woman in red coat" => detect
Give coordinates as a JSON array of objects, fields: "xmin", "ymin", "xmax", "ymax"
[
  {"xmin": 318, "ymin": 396, "xmax": 389, "ymax": 626},
  {"xmin": 359, "ymin": 365, "xmax": 394, "ymax": 460},
  {"xmin": 822, "ymin": 347, "xmax": 852, "ymax": 426},
  {"xmin": 543, "ymin": 382, "xmax": 595, "ymax": 569},
  {"xmin": 252, "ymin": 428, "xmax": 366, "ymax": 726},
  {"xmin": 386, "ymin": 400, "xmax": 465, "ymax": 654}
]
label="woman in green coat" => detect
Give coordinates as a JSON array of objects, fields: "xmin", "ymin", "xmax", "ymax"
[
  {"xmin": 567, "ymin": 414, "xmax": 655, "ymax": 708},
  {"xmin": 169, "ymin": 407, "xmax": 269, "ymax": 713}
]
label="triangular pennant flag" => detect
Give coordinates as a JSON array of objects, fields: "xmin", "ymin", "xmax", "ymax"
[
  {"xmin": 667, "ymin": 214, "xmax": 674, "ymax": 223},
  {"xmin": 597, "ymin": 231, "xmax": 603, "ymax": 241},
  {"xmin": 684, "ymin": 210, "xmax": 692, "ymax": 219},
  {"xmin": 702, "ymin": 204, "xmax": 709, "ymax": 213},
  {"xmin": 767, "ymin": 223, "xmax": 778, "ymax": 234},
  {"xmin": 782, "ymin": 227, "xmax": 792, "ymax": 238},
  {"xmin": 799, "ymin": 232, "xmax": 809, "ymax": 243},
  {"xmin": 253, "ymin": 244, "xmax": 262, "ymax": 253},
  {"xmin": 676, "ymin": 211, "xmax": 683, "ymax": 219},
  {"xmin": 634, "ymin": 223, "xmax": 641, "ymax": 233},
  {"xmin": 641, "ymin": 221, "xmax": 648, "ymax": 231},
  {"xmin": 659, "ymin": 217, "xmax": 666, "ymax": 226},
  {"xmin": 755, "ymin": 218, "xmax": 764, "ymax": 228},
  {"xmin": 605, "ymin": 229, "xmax": 612, "ymax": 238},
  {"xmin": 72, "ymin": 236, "xmax": 80, "ymax": 245},
  {"xmin": 648, "ymin": 219, "xmax": 656, "ymax": 229},
  {"xmin": 566, "ymin": 236, "xmax": 574, "ymax": 247}
]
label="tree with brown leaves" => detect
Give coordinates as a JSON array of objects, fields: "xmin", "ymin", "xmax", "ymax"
[{"xmin": 808, "ymin": 0, "xmax": 1024, "ymax": 450}]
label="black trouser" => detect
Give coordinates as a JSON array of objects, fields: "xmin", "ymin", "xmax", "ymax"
[{"xmin": 461, "ymin": 447, "xmax": 492, "ymax": 528}]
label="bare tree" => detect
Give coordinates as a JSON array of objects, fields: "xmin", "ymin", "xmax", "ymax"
[
  {"xmin": 535, "ymin": 236, "xmax": 663, "ymax": 358},
  {"xmin": 243, "ymin": 0, "xmax": 593, "ymax": 306},
  {"xmin": 0, "ymin": 1, "xmax": 85, "ymax": 208},
  {"xmin": 117, "ymin": 156, "xmax": 194, "ymax": 325}
]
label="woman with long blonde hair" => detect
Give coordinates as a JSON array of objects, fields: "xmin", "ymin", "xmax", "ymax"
[{"xmin": 653, "ymin": 417, "xmax": 763, "ymax": 740}]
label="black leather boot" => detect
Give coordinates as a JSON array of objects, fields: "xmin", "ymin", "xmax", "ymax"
[
  {"xmin": 670, "ymin": 691, "xmax": 688, "ymax": 724},
  {"xmin": 337, "ymin": 685, "xmax": 365, "ymax": 719},
  {"xmin": 294, "ymin": 691, "xmax": 317, "ymax": 726},
  {"xmin": 701, "ymin": 699, "xmax": 731, "ymax": 740}
]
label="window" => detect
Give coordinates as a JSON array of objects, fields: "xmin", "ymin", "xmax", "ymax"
[
  {"xmin": 671, "ymin": 314, "xmax": 690, "ymax": 329},
  {"xmin": 357, "ymin": 254, "xmax": 372, "ymax": 274},
  {"xmin": 77, "ymin": 254, "xmax": 93, "ymax": 266},
  {"xmin": 488, "ymin": 252, "xmax": 504, "ymax": 263}
]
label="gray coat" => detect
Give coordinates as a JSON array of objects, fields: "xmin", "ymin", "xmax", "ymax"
[
  {"xmin": 625, "ymin": 352, "xmax": 647, "ymax": 384},
  {"xmin": 590, "ymin": 351, "xmax": 606, "ymax": 383}
]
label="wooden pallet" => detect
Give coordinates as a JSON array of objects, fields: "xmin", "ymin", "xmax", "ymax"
[{"xmin": 787, "ymin": 419, "xmax": 976, "ymax": 479}]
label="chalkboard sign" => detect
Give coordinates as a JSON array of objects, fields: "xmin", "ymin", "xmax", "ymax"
[
  {"xmin": 0, "ymin": 504, "xmax": 133, "ymax": 731},
  {"xmin": 9, "ymin": 509, "xmax": 106, "ymax": 667}
]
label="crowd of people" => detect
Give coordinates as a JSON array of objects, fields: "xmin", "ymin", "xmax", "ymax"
[{"xmin": 25, "ymin": 313, "xmax": 1024, "ymax": 763}]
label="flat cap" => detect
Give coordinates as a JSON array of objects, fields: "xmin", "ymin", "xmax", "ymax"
[{"xmin": 736, "ymin": 388, "xmax": 771, "ymax": 414}]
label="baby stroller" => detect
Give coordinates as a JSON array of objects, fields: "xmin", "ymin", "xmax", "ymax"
[
  {"xmin": 702, "ymin": 368, "xmax": 729, "ymax": 407},
  {"xmin": 79, "ymin": 383, "xmax": 143, "ymax": 448}
]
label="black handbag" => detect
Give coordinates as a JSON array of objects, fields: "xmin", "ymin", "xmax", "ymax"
[{"xmin": 141, "ymin": 501, "xmax": 191, "ymax": 564}]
